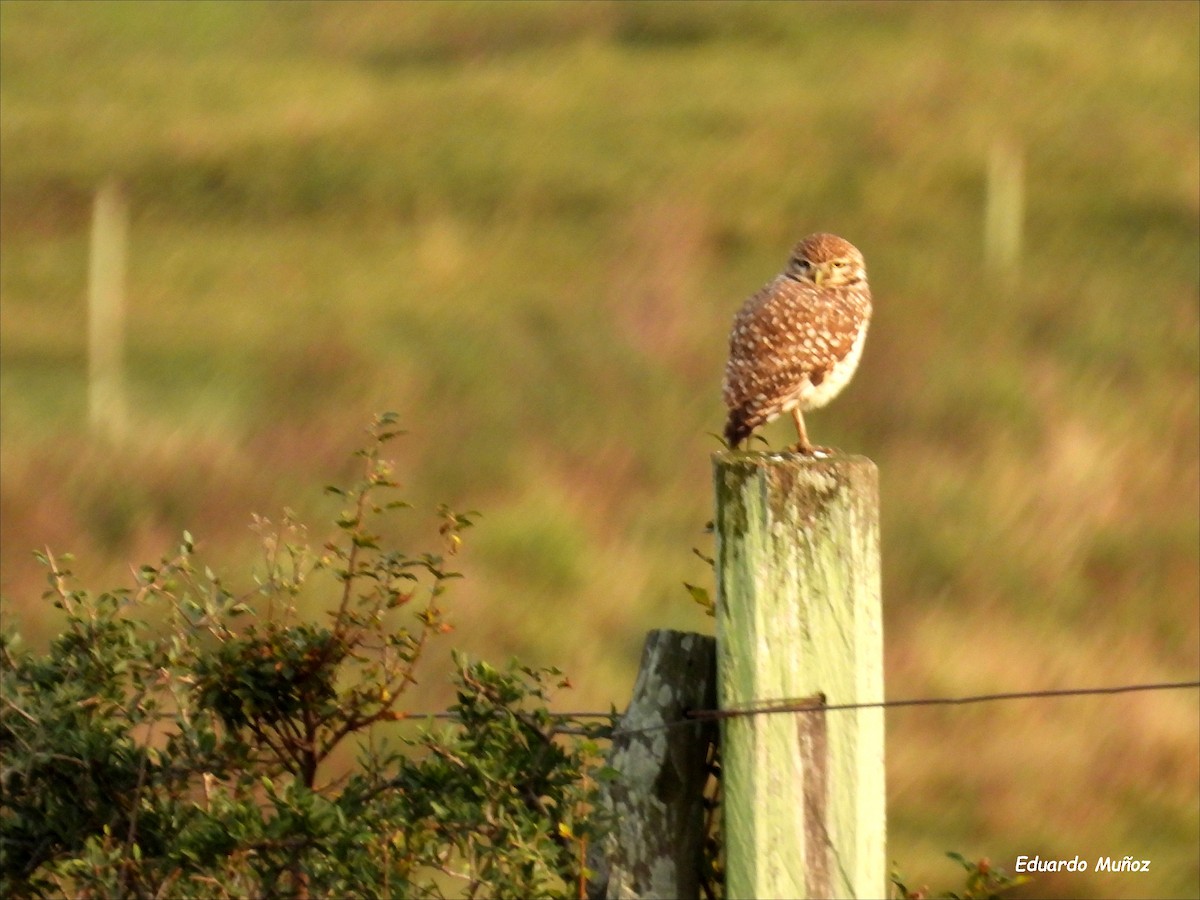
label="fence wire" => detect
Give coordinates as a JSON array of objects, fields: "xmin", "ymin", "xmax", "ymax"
[
  {"xmin": 608, "ymin": 678, "xmax": 1200, "ymax": 738},
  {"xmin": 399, "ymin": 678, "xmax": 1200, "ymax": 739}
]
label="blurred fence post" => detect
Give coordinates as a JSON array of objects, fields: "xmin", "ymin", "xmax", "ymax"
[
  {"xmin": 985, "ymin": 139, "xmax": 1024, "ymax": 284},
  {"xmin": 588, "ymin": 629, "xmax": 717, "ymax": 900},
  {"xmin": 87, "ymin": 177, "xmax": 129, "ymax": 439},
  {"xmin": 713, "ymin": 452, "xmax": 884, "ymax": 900}
]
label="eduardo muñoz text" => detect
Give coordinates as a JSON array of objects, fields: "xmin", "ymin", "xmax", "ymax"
[{"xmin": 1015, "ymin": 856, "xmax": 1150, "ymax": 873}]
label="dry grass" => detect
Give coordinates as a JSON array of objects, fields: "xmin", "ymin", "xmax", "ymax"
[{"xmin": 2, "ymin": 3, "xmax": 1197, "ymax": 897}]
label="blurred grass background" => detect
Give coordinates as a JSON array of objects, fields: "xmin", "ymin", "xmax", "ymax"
[{"xmin": 1, "ymin": 2, "xmax": 1197, "ymax": 896}]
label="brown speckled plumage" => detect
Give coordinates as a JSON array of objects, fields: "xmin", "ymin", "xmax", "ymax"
[{"xmin": 722, "ymin": 232, "xmax": 872, "ymax": 452}]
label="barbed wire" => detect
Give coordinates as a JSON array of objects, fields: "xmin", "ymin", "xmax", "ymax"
[
  {"xmin": 690, "ymin": 678, "xmax": 1200, "ymax": 720},
  {"xmin": 394, "ymin": 678, "xmax": 1200, "ymax": 738},
  {"xmin": 608, "ymin": 678, "xmax": 1200, "ymax": 739}
]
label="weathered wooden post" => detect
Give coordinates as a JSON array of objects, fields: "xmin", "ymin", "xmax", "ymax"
[
  {"xmin": 588, "ymin": 629, "xmax": 717, "ymax": 900},
  {"xmin": 713, "ymin": 452, "xmax": 884, "ymax": 900}
]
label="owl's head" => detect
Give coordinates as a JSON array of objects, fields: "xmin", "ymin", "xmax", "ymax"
[{"xmin": 785, "ymin": 233, "xmax": 866, "ymax": 287}]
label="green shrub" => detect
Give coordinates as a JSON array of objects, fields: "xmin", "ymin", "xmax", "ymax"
[{"xmin": 0, "ymin": 414, "xmax": 608, "ymax": 899}]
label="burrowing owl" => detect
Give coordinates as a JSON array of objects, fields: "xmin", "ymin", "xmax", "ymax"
[{"xmin": 723, "ymin": 232, "xmax": 871, "ymax": 454}]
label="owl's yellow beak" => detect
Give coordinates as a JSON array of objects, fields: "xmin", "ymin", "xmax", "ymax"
[{"xmin": 812, "ymin": 265, "xmax": 827, "ymax": 287}]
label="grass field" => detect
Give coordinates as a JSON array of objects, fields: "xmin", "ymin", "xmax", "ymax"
[{"xmin": 2, "ymin": 2, "xmax": 1198, "ymax": 897}]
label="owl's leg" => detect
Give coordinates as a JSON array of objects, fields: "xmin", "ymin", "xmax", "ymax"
[
  {"xmin": 787, "ymin": 409, "xmax": 830, "ymax": 456},
  {"xmin": 789, "ymin": 408, "xmax": 813, "ymax": 454}
]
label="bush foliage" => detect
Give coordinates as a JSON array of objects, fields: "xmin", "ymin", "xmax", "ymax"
[{"xmin": 0, "ymin": 415, "xmax": 609, "ymax": 899}]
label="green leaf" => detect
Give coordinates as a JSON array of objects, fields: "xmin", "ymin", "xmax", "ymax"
[{"xmin": 946, "ymin": 850, "xmax": 971, "ymax": 870}]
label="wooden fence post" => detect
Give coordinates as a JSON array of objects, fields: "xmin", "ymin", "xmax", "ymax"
[
  {"xmin": 985, "ymin": 139, "xmax": 1024, "ymax": 285},
  {"xmin": 588, "ymin": 629, "xmax": 717, "ymax": 900},
  {"xmin": 713, "ymin": 452, "xmax": 884, "ymax": 900},
  {"xmin": 87, "ymin": 177, "xmax": 129, "ymax": 440}
]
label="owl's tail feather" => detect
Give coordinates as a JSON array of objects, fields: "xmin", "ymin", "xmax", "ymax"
[{"xmin": 724, "ymin": 410, "xmax": 756, "ymax": 449}]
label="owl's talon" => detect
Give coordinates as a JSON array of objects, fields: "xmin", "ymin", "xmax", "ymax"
[{"xmin": 785, "ymin": 443, "xmax": 834, "ymax": 457}]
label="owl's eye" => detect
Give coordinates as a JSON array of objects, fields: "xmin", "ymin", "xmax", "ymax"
[{"xmin": 832, "ymin": 260, "xmax": 847, "ymax": 269}]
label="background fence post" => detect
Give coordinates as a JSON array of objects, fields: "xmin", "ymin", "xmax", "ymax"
[
  {"xmin": 587, "ymin": 628, "xmax": 717, "ymax": 900},
  {"xmin": 985, "ymin": 138, "xmax": 1024, "ymax": 285},
  {"xmin": 713, "ymin": 452, "xmax": 884, "ymax": 900},
  {"xmin": 87, "ymin": 177, "xmax": 129, "ymax": 440}
]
